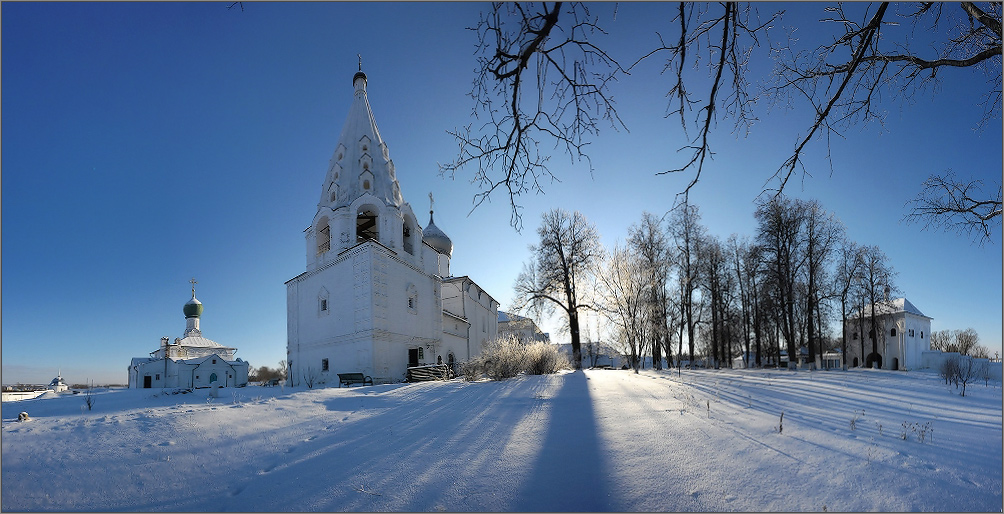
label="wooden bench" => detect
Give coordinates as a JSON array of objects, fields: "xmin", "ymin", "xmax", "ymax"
[{"xmin": 337, "ymin": 373, "xmax": 373, "ymax": 387}]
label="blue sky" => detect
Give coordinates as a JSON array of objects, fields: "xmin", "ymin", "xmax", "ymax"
[{"xmin": 3, "ymin": 2, "xmax": 1000, "ymax": 385}]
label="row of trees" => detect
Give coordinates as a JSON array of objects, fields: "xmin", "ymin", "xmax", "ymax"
[
  {"xmin": 515, "ymin": 195, "xmax": 905, "ymax": 371},
  {"xmin": 248, "ymin": 361, "xmax": 287, "ymax": 383},
  {"xmin": 930, "ymin": 328, "xmax": 994, "ymax": 359}
]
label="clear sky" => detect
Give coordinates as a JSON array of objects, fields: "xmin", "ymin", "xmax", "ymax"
[{"xmin": 3, "ymin": 2, "xmax": 1000, "ymax": 385}]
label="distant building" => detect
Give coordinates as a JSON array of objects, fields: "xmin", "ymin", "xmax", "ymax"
[
  {"xmin": 285, "ymin": 68, "xmax": 498, "ymax": 386},
  {"xmin": 843, "ymin": 297, "xmax": 932, "ymax": 370},
  {"xmin": 498, "ymin": 311, "xmax": 549, "ymax": 344},
  {"xmin": 557, "ymin": 341, "xmax": 622, "ymax": 369},
  {"xmin": 128, "ymin": 283, "xmax": 249, "ymax": 389},
  {"xmin": 48, "ymin": 372, "xmax": 69, "ymax": 393}
]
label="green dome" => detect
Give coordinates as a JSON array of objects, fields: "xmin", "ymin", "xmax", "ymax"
[{"xmin": 183, "ymin": 297, "xmax": 203, "ymax": 318}]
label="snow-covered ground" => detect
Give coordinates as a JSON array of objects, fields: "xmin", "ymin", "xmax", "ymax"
[{"xmin": 2, "ymin": 368, "xmax": 1001, "ymax": 512}]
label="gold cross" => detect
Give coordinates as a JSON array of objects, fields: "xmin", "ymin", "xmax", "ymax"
[{"xmin": 190, "ymin": 277, "xmax": 197, "ymax": 296}]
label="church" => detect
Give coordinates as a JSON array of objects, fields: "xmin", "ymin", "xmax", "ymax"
[
  {"xmin": 285, "ymin": 67, "xmax": 499, "ymax": 386},
  {"xmin": 843, "ymin": 296, "xmax": 932, "ymax": 370},
  {"xmin": 128, "ymin": 282, "xmax": 250, "ymax": 389}
]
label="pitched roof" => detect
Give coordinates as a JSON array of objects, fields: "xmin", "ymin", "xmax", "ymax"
[{"xmin": 850, "ymin": 297, "xmax": 931, "ymax": 319}]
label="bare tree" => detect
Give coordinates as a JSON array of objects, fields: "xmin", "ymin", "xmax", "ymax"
[
  {"xmin": 441, "ymin": 2, "xmax": 625, "ymax": 230},
  {"xmin": 859, "ymin": 245, "xmax": 897, "ymax": 368},
  {"xmin": 802, "ymin": 200, "xmax": 843, "ymax": 368},
  {"xmin": 834, "ymin": 240, "xmax": 864, "ymax": 370},
  {"xmin": 755, "ymin": 195, "xmax": 806, "ymax": 369},
  {"xmin": 449, "ymin": 3, "xmax": 1001, "ymax": 232},
  {"xmin": 905, "ymin": 171, "xmax": 1002, "ymax": 244},
  {"xmin": 669, "ymin": 202, "xmax": 706, "ymax": 366},
  {"xmin": 627, "ymin": 212, "xmax": 675, "ymax": 369},
  {"xmin": 514, "ymin": 208, "xmax": 603, "ymax": 369},
  {"xmin": 597, "ymin": 245, "xmax": 649, "ymax": 372}
]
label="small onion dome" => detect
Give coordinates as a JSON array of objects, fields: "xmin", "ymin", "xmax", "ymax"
[
  {"xmin": 183, "ymin": 295, "xmax": 203, "ymax": 319},
  {"xmin": 423, "ymin": 211, "xmax": 453, "ymax": 257}
]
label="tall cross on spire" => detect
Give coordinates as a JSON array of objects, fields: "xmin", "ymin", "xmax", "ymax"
[
  {"xmin": 358, "ymin": 53, "xmax": 362, "ymax": 71},
  {"xmin": 429, "ymin": 192, "xmax": 435, "ymax": 214},
  {"xmin": 190, "ymin": 277, "xmax": 198, "ymax": 296}
]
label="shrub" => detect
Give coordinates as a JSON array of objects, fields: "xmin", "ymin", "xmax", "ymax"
[
  {"xmin": 465, "ymin": 335, "xmax": 569, "ymax": 381},
  {"xmin": 525, "ymin": 341, "xmax": 569, "ymax": 375},
  {"xmin": 483, "ymin": 335, "xmax": 526, "ymax": 380}
]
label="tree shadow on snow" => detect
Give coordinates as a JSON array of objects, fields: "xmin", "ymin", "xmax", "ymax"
[{"xmin": 514, "ymin": 370, "xmax": 613, "ymax": 512}]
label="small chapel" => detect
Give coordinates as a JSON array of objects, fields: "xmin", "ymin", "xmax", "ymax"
[
  {"xmin": 843, "ymin": 296, "xmax": 933, "ymax": 370},
  {"xmin": 285, "ymin": 66, "xmax": 499, "ymax": 386},
  {"xmin": 128, "ymin": 281, "xmax": 250, "ymax": 389}
]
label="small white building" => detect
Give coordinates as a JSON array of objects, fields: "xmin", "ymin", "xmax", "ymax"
[
  {"xmin": 843, "ymin": 297, "xmax": 932, "ymax": 370},
  {"xmin": 285, "ymin": 68, "xmax": 498, "ymax": 386},
  {"xmin": 128, "ymin": 284, "xmax": 249, "ymax": 389},
  {"xmin": 498, "ymin": 311, "xmax": 549, "ymax": 344},
  {"xmin": 48, "ymin": 372, "xmax": 69, "ymax": 393}
]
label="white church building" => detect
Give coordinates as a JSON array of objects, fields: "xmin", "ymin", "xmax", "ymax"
[
  {"xmin": 285, "ymin": 68, "xmax": 498, "ymax": 386},
  {"xmin": 843, "ymin": 297, "xmax": 932, "ymax": 370},
  {"xmin": 128, "ymin": 283, "xmax": 250, "ymax": 389}
]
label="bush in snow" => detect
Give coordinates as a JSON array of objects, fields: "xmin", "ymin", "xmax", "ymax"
[
  {"xmin": 464, "ymin": 335, "xmax": 569, "ymax": 381},
  {"xmin": 939, "ymin": 356, "xmax": 961, "ymax": 387},
  {"xmin": 482, "ymin": 335, "xmax": 526, "ymax": 380},
  {"xmin": 524, "ymin": 341, "xmax": 569, "ymax": 375},
  {"xmin": 460, "ymin": 360, "xmax": 485, "ymax": 382}
]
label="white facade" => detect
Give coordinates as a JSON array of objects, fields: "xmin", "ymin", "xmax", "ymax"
[
  {"xmin": 843, "ymin": 297, "xmax": 932, "ymax": 370},
  {"xmin": 286, "ymin": 69, "xmax": 498, "ymax": 386},
  {"xmin": 498, "ymin": 311, "xmax": 550, "ymax": 344},
  {"xmin": 128, "ymin": 289, "xmax": 249, "ymax": 389}
]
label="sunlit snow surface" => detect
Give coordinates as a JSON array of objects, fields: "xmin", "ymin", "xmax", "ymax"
[{"xmin": 3, "ymin": 368, "xmax": 1001, "ymax": 512}]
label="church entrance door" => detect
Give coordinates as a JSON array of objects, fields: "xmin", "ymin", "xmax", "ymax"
[
  {"xmin": 408, "ymin": 348, "xmax": 419, "ymax": 368},
  {"xmin": 143, "ymin": 376, "xmax": 152, "ymax": 388}
]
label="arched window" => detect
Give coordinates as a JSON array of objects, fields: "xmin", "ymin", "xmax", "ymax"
[
  {"xmin": 891, "ymin": 328, "xmax": 897, "ymax": 337},
  {"xmin": 363, "ymin": 179, "xmax": 371, "ymax": 190},
  {"xmin": 357, "ymin": 209, "xmax": 378, "ymax": 243},
  {"xmin": 209, "ymin": 373, "xmax": 218, "ymax": 383},
  {"xmin": 317, "ymin": 217, "xmax": 331, "ymax": 254}
]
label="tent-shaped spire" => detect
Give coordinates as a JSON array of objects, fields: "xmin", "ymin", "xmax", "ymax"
[{"xmin": 320, "ymin": 66, "xmax": 404, "ymax": 211}]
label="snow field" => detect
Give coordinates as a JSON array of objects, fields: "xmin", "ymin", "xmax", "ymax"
[{"xmin": 2, "ymin": 368, "xmax": 1001, "ymax": 511}]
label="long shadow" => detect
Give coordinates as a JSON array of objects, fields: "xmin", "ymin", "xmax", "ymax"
[{"xmin": 515, "ymin": 371, "xmax": 612, "ymax": 512}]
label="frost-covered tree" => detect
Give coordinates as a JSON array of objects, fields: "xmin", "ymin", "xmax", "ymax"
[{"xmin": 514, "ymin": 209, "xmax": 603, "ymax": 369}]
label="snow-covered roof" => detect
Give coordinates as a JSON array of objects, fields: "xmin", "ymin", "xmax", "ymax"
[
  {"xmin": 850, "ymin": 297, "xmax": 931, "ymax": 320},
  {"xmin": 175, "ymin": 335, "xmax": 234, "ymax": 350}
]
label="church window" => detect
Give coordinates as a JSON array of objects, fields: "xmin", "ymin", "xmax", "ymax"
[
  {"xmin": 213, "ymin": 359, "xmax": 217, "ymax": 364},
  {"xmin": 920, "ymin": 331, "xmax": 924, "ymax": 339},
  {"xmin": 155, "ymin": 374, "xmax": 160, "ymax": 380},
  {"xmin": 317, "ymin": 217, "xmax": 331, "ymax": 254},
  {"xmin": 210, "ymin": 373, "xmax": 218, "ymax": 383},
  {"xmin": 318, "ymin": 288, "xmax": 330, "ymax": 316},
  {"xmin": 407, "ymin": 284, "xmax": 418, "ymax": 314},
  {"xmin": 891, "ymin": 328, "xmax": 897, "ymax": 337},
  {"xmin": 909, "ymin": 329, "xmax": 915, "ymax": 337},
  {"xmin": 403, "ymin": 223, "xmax": 414, "ymax": 254},
  {"xmin": 418, "ymin": 347, "xmax": 424, "ymax": 360},
  {"xmin": 356, "ymin": 209, "xmax": 378, "ymax": 242},
  {"xmin": 330, "ymin": 191, "xmax": 336, "ymax": 202},
  {"xmin": 852, "ymin": 332, "xmax": 858, "ymax": 340},
  {"xmin": 322, "ymin": 358, "xmax": 329, "ymax": 372}
]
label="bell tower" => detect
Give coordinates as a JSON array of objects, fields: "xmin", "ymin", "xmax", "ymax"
[{"xmin": 305, "ymin": 66, "xmax": 421, "ymax": 271}]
